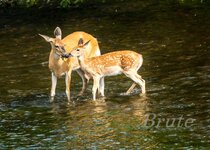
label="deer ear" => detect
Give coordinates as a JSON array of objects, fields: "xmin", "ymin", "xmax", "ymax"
[
  {"xmin": 39, "ymin": 34, "xmax": 53, "ymax": 42},
  {"xmin": 54, "ymin": 27, "xmax": 62, "ymax": 39},
  {"xmin": 84, "ymin": 40, "xmax": 90, "ymax": 47},
  {"xmin": 78, "ymin": 38, "xmax": 84, "ymax": 46}
]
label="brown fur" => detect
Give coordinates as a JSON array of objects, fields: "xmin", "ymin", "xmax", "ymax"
[{"xmin": 39, "ymin": 28, "xmax": 100, "ymax": 102}]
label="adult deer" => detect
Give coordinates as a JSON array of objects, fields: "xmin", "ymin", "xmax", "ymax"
[
  {"xmin": 69, "ymin": 38, "xmax": 146, "ymax": 100},
  {"xmin": 39, "ymin": 27, "xmax": 101, "ymax": 102}
]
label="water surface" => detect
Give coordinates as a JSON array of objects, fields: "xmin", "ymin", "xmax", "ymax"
[{"xmin": 0, "ymin": 0, "xmax": 210, "ymax": 149}]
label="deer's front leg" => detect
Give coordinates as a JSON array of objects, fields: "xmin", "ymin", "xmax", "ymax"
[
  {"xmin": 99, "ymin": 77, "xmax": 105, "ymax": 97},
  {"xmin": 92, "ymin": 77, "xmax": 100, "ymax": 101},
  {"xmin": 50, "ymin": 72, "xmax": 57, "ymax": 102},
  {"xmin": 65, "ymin": 70, "xmax": 72, "ymax": 102}
]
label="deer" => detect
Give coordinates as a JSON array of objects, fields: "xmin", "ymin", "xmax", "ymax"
[
  {"xmin": 68, "ymin": 38, "xmax": 146, "ymax": 101},
  {"xmin": 39, "ymin": 27, "xmax": 101, "ymax": 103}
]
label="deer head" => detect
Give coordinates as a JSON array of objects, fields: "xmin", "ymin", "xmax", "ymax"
[
  {"xmin": 39, "ymin": 27, "xmax": 69, "ymax": 59},
  {"xmin": 70, "ymin": 38, "xmax": 90, "ymax": 58}
]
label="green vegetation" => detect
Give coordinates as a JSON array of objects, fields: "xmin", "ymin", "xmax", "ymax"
[
  {"xmin": 0, "ymin": 0, "xmax": 98, "ymax": 8},
  {"xmin": 0, "ymin": 0, "xmax": 209, "ymax": 8}
]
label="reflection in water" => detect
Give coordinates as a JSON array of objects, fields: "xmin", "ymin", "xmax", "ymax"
[
  {"xmin": 0, "ymin": 0, "xmax": 210, "ymax": 149},
  {"xmin": 92, "ymin": 100, "xmax": 107, "ymax": 113},
  {"xmin": 56, "ymin": 96, "xmax": 158, "ymax": 149},
  {"xmin": 130, "ymin": 95, "xmax": 149, "ymax": 118}
]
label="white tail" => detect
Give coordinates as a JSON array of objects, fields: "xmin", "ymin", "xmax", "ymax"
[
  {"xmin": 39, "ymin": 27, "xmax": 100, "ymax": 102},
  {"xmin": 69, "ymin": 38, "xmax": 146, "ymax": 100}
]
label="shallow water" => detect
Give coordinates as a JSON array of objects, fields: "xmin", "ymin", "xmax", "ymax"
[{"xmin": 0, "ymin": 0, "xmax": 210, "ymax": 149}]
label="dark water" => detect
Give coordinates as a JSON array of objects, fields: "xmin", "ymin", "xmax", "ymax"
[{"xmin": 0, "ymin": 0, "xmax": 210, "ymax": 149}]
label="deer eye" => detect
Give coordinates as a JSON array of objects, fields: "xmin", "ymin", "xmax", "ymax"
[
  {"xmin": 55, "ymin": 45, "xmax": 59, "ymax": 48},
  {"xmin": 76, "ymin": 49, "xmax": 80, "ymax": 51}
]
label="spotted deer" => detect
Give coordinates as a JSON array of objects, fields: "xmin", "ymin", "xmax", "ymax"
[
  {"xmin": 69, "ymin": 38, "xmax": 146, "ymax": 100},
  {"xmin": 39, "ymin": 27, "xmax": 101, "ymax": 102}
]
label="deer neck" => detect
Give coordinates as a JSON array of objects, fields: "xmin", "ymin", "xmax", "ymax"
[
  {"xmin": 77, "ymin": 55, "xmax": 88, "ymax": 69},
  {"xmin": 49, "ymin": 50, "xmax": 60, "ymax": 62},
  {"xmin": 51, "ymin": 47, "xmax": 60, "ymax": 60},
  {"xmin": 49, "ymin": 49, "xmax": 67, "ymax": 73}
]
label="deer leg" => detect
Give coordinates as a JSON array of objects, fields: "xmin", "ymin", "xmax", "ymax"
[
  {"xmin": 92, "ymin": 77, "xmax": 100, "ymax": 101},
  {"xmin": 65, "ymin": 70, "xmax": 72, "ymax": 102},
  {"xmin": 125, "ymin": 83, "xmax": 137, "ymax": 94},
  {"xmin": 98, "ymin": 77, "xmax": 105, "ymax": 97},
  {"xmin": 124, "ymin": 71, "xmax": 146, "ymax": 94},
  {"xmin": 135, "ymin": 74, "xmax": 146, "ymax": 94},
  {"xmin": 50, "ymin": 72, "xmax": 57, "ymax": 102},
  {"xmin": 76, "ymin": 69, "xmax": 88, "ymax": 96}
]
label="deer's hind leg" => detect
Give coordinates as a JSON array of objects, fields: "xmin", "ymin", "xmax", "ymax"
[
  {"xmin": 124, "ymin": 70, "xmax": 146, "ymax": 94},
  {"xmin": 126, "ymin": 83, "xmax": 137, "ymax": 94},
  {"xmin": 135, "ymin": 73, "xmax": 146, "ymax": 94},
  {"xmin": 76, "ymin": 68, "xmax": 88, "ymax": 96}
]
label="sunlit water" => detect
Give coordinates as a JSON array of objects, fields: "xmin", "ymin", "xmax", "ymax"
[{"xmin": 0, "ymin": 1, "xmax": 210, "ymax": 149}]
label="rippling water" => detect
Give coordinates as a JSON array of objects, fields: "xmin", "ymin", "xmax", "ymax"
[{"xmin": 0, "ymin": 0, "xmax": 210, "ymax": 149}]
